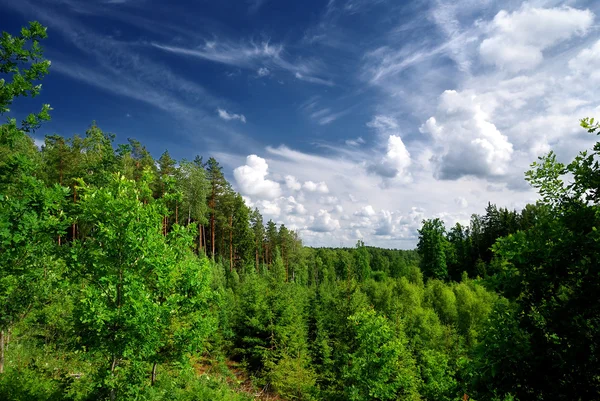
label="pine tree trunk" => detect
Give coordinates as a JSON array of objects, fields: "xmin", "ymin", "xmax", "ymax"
[
  {"xmin": 211, "ymin": 214, "xmax": 215, "ymax": 258},
  {"xmin": 198, "ymin": 224, "xmax": 202, "ymax": 254},
  {"xmin": 0, "ymin": 329, "xmax": 4, "ymax": 374},
  {"xmin": 72, "ymin": 187, "xmax": 77, "ymax": 240},
  {"xmin": 202, "ymin": 224, "xmax": 207, "ymax": 256},
  {"xmin": 255, "ymin": 237, "xmax": 259, "ymax": 273},
  {"xmin": 229, "ymin": 215, "xmax": 233, "ymax": 272},
  {"xmin": 283, "ymin": 244, "xmax": 288, "ymax": 282}
]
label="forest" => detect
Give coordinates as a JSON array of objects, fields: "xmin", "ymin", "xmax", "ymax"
[{"xmin": 1, "ymin": 22, "xmax": 599, "ymax": 401}]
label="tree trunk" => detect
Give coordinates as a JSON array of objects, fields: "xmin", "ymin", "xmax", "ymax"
[
  {"xmin": 72, "ymin": 186, "xmax": 77, "ymax": 240},
  {"xmin": 229, "ymin": 215, "xmax": 233, "ymax": 272},
  {"xmin": 198, "ymin": 224, "xmax": 202, "ymax": 254},
  {"xmin": 151, "ymin": 362, "xmax": 158, "ymax": 385},
  {"xmin": 0, "ymin": 329, "xmax": 4, "ymax": 374},
  {"xmin": 211, "ymin": 213, "xmax": 215, "ymax": 258},
  {"xmin": 255, "ymin": 237, "xmax": 259, "ymax": 273},
  {"xmin": 202, "ymin": 224, "xmax": 207, "ymax": 256},
  {"xmin": 283, "ymin": 244, "xmax": 288, "ymax": 282},
  {"xmin": 110, "ymin": 357, "xmax": 118, "ymax": 401}
]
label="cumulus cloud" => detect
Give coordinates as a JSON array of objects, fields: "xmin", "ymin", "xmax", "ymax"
[
  {"xmin": 479, "ymin": 6, "xmax": 594, "ymax": 72},
  {"xmin": 285, "ymin": 196, "xmax": 307, "ymax": 215},
  {"xmin": 354, "ymin": 205, "xmax": 376, "ymax": 217},
  {"xmin": 568, "ymin": 39, "xmax": 600, "ymax": 83},
  {"xmin": 285, "ymin": 175, "xmax": 302, "ymax": 190},
  {"xmin": 420, "ymin": 90, "xmax": 513, "ymax": 180},
  {"xmin": 374, "ymin": 210, "xmax": 394, "ymax": 236},
  {"xmin": 310, "ymin": 209, "xmax": 340, "ymax": 232},
  {"xmin": 217, "ymin": 108, "xmax": 247, "ymax": 123},
  {"xmin": 368, "ymin": 134, "xmax": 411, "ymax": 180},
  {"xmin": 366, "ymin": 116, "xmax": 411, "ymax": 182},
  {"xmin": 233, "ymin": 155, "xmax": 281, "ymax": 199},
  {"xmin": 256, "ymin": 199, "xmax": 281, "ymax": 217},
  {"xmin": 303, "ymin": 180, "xmax": 329, "ymax": 193},
  {"xmin": 319, "ymin": 196, "xmax": 339, "ymax": 205}
]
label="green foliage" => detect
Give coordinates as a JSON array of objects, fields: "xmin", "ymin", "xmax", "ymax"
[
  {"xmin": 0, "ymin": 21, "xmax": 51, "ymax": 132},
  {"xmin": 343, "ymin": 308, "xmax": 419, "ymax": 401},
  {"xmin": 417, "ymin": 218, "xmax": 448, "ymax": 280},
  {"xmin": 68, "ymin": 174, "xmax": 214, "ymax": 397}
]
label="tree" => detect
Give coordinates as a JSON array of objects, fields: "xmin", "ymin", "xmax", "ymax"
[
  {"xmin": 178, "ymin": 159, "xmax": 209, "ymax": 253},
  {"xmin": 205, "ymin": 157, "xmax": 229, "ymax": 258},
  {"xmin": 250, "ymin": 208, "xmax": 265, "ymax": 272},
  {"xmin": 68, "ymin": 174, "xmax": 214, "ymax": 398},
  {"xmin": 354, "ymin": 240, "xmax": 371, "ymax": 282},
  {"xmin": 343, "ymin": 308, "xmax": 419, "ymax": 401},
  {"xmin": 473, "ymin": 117, "xmax": 600, "ymax": 400},
  {"xmin": 0, "ymin": 21, "xmax": 65, "ymax": 375},
  {"xmin": 0, "ymin": 21, "xmax": 51, "ymax": 133},
  {"xmin": 417, "ymin": 218, "xmax": 448, "ymax": 280}
]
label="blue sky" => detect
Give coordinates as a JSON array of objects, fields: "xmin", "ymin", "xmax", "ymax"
[{"xmin": 3, "ymin": 0, "xmax": 600, "ymax": 247}]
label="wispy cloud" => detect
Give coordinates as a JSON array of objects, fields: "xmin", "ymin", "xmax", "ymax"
[
  {"xmin": 218, "ymin": 108, "xmax": 247, "ymax": 123},
  {"xmin": 153, "ymin": 39, "xmax": 335, "ymax": 86},
  {"xmin": 303, "ymin": 99, "xmax": 351, "ymax": 125},
  {"xmin": 152, "ymin": 41, "xmax": 282, "ymax": 68},
  {"xmin": 294, "ymin": 72, "xmax": 335, "ymax": 86},
  {"xmin": 248, "ymin": 0, "xmax": 269, "ymax": 14},
  {"xmin": 346, "ymin": 137, "xmax": 365, "ymax": 146}
]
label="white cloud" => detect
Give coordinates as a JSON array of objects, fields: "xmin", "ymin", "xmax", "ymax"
[
  {"xmin": 568, "ymin": 39, "xmax": 600, "ymax": 83},
  {"xmin": 454, "ymin": 197, "xmax": 468, "ymax": 208},
  {"xmin": 256, "ymin": 199, "xmax": 281, "ymax": 217},
  {"xmin": 369, "ymin": 134, "xmax": 412, "ymax": 180},
  {"xmin": 257, "ymin": 67, "xmax": 270, "ymax": 77},
  {"xmin": 479, "ymin": 6, "xmax": 594, "ymax": 72},
  {"xmin": 217, "ymin": 108, "xmax": 247, "ymax": 123},
  {"xmin": 294, "ymin": 72, "xmax": 335, "ymax": 86},
  {"xmin": 367, "ymin": 115, "xmax": 399, "ymax": 131},
  {"xmin": 233, "ymin": 155, "xmax": 281, "ymax": 199},
  {"xmin": 303, "ymin": 180, "xmax": 329, "ymax": 193},
  {"xmin": 366, "ymin": 116, "xmax": 412, "ymax": 182},
  {"xmin": 420, "ymin": 90, "xmax": 513, "ymax": 179},
  {"xmin": 33, "ymin": 137, "xmax": 44, "ymax": 149},
  {"xmin": 285, "ymin": 175, "xmax": 302, "ymax": 190},
  {"xmin": 285, "ymin": 196, "xmax": 308, "ymax": 215},
  {"xmin": 374, "ymin": 210, "xmax": 395, "ymax": 236},
  {"xmin": 319, "ymin": 196, "xmax": 339, "ymax": 205},
  {"xmin": 310, "ymin": 209, "xmax": 340, "ymax": 232},
  {"xmin": 346, "ymin": 137, "xmax": 365, "ymax": 146},
  {"xmin": 355, "ymin": 205, "xmax": 376, "ymax": 217}
]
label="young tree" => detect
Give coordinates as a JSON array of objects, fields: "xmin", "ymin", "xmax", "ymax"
[
  {"xmin": 343, "ymin": 308, "xmax": 420, "ymax": 401},
  {"xmin": 69, "ymin": 174, "xmax": 214, "ymax": 398},
  {"xmin": 417, "ymin": 218, "xmax": 448, "ymax": 280}
]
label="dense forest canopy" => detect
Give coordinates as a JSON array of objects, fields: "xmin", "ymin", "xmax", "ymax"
[{"xmin": 1, "ymin": 22, "xmax": 599, "ymax": 401}]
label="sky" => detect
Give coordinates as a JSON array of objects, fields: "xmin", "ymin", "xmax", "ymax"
[{"xmin": 2, "ymin": 0, "xmax": 600, "ymax": 248}]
